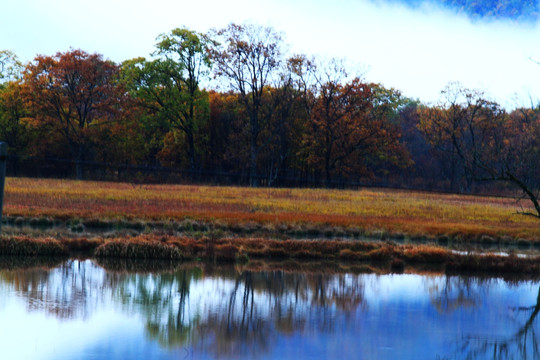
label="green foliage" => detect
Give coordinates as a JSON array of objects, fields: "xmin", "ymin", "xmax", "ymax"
[
  {"xmin": 0, "ymin": 50, "xmax": 23, "ymax": 85},
  {"xmin": 0, "ymin": 81, "xmax": 32, "ymax": 157},
  {"xmin": 121, "ymin": 28, "xmax": 212, "ymax": 170}
]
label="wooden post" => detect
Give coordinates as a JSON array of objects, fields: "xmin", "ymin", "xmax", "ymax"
[{"xmin": 0, "ymin": 143, "xmax": 6, "ymax": 232}]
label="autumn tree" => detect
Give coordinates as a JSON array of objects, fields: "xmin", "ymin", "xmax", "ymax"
[
  {"xmin": 0, "ymin": 81, "xmax": 31, "ymax": 172},
  {"xmin": 419, "ymin": 83, "xmax": 540, "ymax": 218},
  {"xmin": 368, "ymin": 84, "xmax": 413, "ymax": 182},
  {"xmin": 22, "ymin": 50, "xmax": 126, "ymax": 179},
  {"xmin": 418, "ymin": 83, "xmax": 504, "ymax": 192},
  {"xmin": 486, "ymin": 108, "xmax": 540, "ymax": 218},
  {"xmin": 205, "ymin": 90, "xmax": 245, "ymax": 174},
  {"xmin": 396, "ymin": 100, "xmax": 441, "ymax": 189},
  {"xmin": 300, "ymin": 60, "xmax": 408, "ymax": 186},
  {"xmin": 122, "ymin": 28, "xmax": 212, "ymax": 172},
  {"xmin": 210, "ymin": 23, "xmax": 284, "ymax": 186},
  {"xmin": 259, "ymin": 56, "xmax": 316, "ymax": 186}
]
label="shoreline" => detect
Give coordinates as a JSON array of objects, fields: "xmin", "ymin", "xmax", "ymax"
[
  {"xmin": 3, "ymin": 214, "xmax": 540, "ymax": 251},
  {"xmin": 0, "ymin": 234, "xmax": 538, "ymax": 275}
]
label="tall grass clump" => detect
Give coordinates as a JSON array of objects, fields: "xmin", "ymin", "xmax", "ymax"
[
  {"xmin": 0, "ymin": 236, "xmax": 67, "ymax": 257},
  {"xmin": 94, "ymin": 237, "xmax": 182, "ymax": 260}
]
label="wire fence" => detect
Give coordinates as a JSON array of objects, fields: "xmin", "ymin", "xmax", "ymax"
[
  {"xmin": 4, "ymin": 153, "xmax": 511, "ymax": 197},
  {"xmin": 3, "ymin": 154, "xmax": 408, "ymax": 188}
]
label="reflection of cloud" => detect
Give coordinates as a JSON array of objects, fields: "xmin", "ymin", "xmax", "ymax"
[{"xmin": 0, "ymin": 302, "xmax": 140, "ymax": 360}]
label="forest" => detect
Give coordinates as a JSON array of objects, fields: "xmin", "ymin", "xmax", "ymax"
[{"xmin": 0, "ymin": 24, "xmax": 539, "ymax": 218}]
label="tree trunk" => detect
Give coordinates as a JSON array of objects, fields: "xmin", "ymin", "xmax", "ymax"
[
  {"xmin": 187, "ymin": 130, "xmax": 196, "ymax": 178},
  {"xmin": 250, "ymin": 138, "xmax": 258, "ymax": 187},
  {"xmin": 325, "ymin": 149, "xmax": 331, "ymax": 188},
  {"xmin": 75, "ymin": 146, "xmax": 83, "ymax": 180},
  {"xmin": 249, "ymin": 113, "xmax": 259, "ymax": 187}
]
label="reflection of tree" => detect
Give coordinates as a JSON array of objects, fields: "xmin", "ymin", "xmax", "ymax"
[
  {"xmin": 108, "ymin": 267, "xmax": 202, "ymax": 349},
  {"xmin": 427, "ymin": 276, "xmax": 484, "ymax": 314},
  {"xmin": 186, "ymin": 270, "xmax": 366, "ymax": 358},
  {"xmin": 102, "ymin": 264, "xmax": 367, "ymax": 357},
  {"xmin": 427, "ymin": 275, "xmax": 540, "ymax": 359},
  {"xmin": 0, "ymin": 256, "xmax": 64, "ymax": 270},
  {"xmin": 0, "ymin": 259, "xmax": 103, "ymax": 319},
  {"xmin": 95, "ymin": 257, "xmax": 180, "ymax": 273},
  {"xmin": 143, "ymin": 269, "xmax": 195, "ymax": 348},
  {"xmin": 0, "ymin": 260, "xmax": 367, "ymax": 358},
  {"xmin": 459, "ymin": 287, "xmax": 540, "ymax": 359},
  {"xmin": 198, "ymin": 271, "xmax": 270, "ymax": 357}
]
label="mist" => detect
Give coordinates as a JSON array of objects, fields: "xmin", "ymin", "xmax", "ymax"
[{"xmin": 2, "ymin": 0, "xmax": 540, "ymax": 107}]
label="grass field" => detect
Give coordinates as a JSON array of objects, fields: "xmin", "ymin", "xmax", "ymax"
[{"xmin": 3, "ymin": 177, "xmax": 539, "ymax": 242}]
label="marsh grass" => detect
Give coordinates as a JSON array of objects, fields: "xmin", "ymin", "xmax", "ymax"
[
  {"xmin": 94, "ymin": 238, "xmax": 182, "ymax": 259},
  {"xmin": 0, "ymin": 236, "xmax": 67, "ymax": 257},
  {"xmin": 3, "ymin": 177, "xmax": 539, "ymax": 242},
  {"xmin": 91, "ymin": 235, "xmax": 540, "ymax": 273},
  {"xmin": 0, "ymin": 234, "xmax": 538, "ymax": 273},
  {"xmin": 2, "ymin": 177, "xmax": 540, "ymax": 273}
]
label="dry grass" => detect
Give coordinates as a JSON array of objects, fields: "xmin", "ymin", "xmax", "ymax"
[
  {"xmin": 0, "ymin": 236, "xmax": 67, "ymax": 257},
  {"xmin": 3, "ymin": 177, "xmax": 539, "ymax": 241},
  {"xmin": 1, "ymin": 233, "xmax": 538, "ymax": 274},
  {"xmin": 94, "ymin": 238, "xmax": 182, "ymax": 260}
]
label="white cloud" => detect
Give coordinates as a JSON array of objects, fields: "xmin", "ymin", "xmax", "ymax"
[{"xmin": 2, "ymin": 0, "xmax": 540, "ymax": 108}]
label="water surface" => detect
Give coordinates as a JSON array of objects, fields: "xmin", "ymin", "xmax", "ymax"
[{"xmin": 0, "ymin": 259, "xmax": 538, "ymax": 359}]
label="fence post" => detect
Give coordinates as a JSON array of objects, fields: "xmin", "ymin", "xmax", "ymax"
[{"xmin": 0, "ymin": 143, "xmax": 6, "ymax": 232}]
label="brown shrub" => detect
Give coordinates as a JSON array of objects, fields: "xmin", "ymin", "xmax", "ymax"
[{"xmin": 214, "ymin": 243, "xmax": 238, "ymax": 261}]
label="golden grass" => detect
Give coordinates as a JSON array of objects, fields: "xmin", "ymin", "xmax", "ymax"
[{"xmin": 3, "ymin": 177, "xmax": 539, "ymax": 240}]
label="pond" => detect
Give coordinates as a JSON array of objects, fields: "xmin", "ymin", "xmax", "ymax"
[{"xmin": 0, "ymin": 259, "xmax": 538, "ymax": 360}]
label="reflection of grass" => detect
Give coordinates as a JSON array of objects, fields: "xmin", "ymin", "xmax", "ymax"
[
  {"xmin": 0, "ymin": 255, "xmax": 65, "ymax": 270},
  {"xmin": 3, "ymin": 177, "xmax": 539, "ymax": 242}
]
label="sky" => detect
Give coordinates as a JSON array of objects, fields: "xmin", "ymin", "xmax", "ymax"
[{"xmin": 2, "ymin": 0, "xmax": 540, "ymax": 108}]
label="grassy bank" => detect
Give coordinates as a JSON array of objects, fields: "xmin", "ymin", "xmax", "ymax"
[
  {"xmin": 0, "ymin": 235, "xmax": 538, "ymax": 274},
  {"xmin": 3, "ymin": 177, "xmax": 540, "ymax": 243},
  {"xmin": 2, "ymin": 177, "xmax": 540, "ymax": 274}
]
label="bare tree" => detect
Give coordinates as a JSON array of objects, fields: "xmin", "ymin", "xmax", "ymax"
[
  {"xmin": 419, "ymin": 83, "xmax": 540, "ymax": 219},
  {"xmin": 210, "ymin": 23, "xmax": 284, "ymax": 186}
]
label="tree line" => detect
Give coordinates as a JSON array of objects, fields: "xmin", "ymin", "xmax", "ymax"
[{"xmin": 0, "ymin": 23, "xmax": 539, "ymax": 217}]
